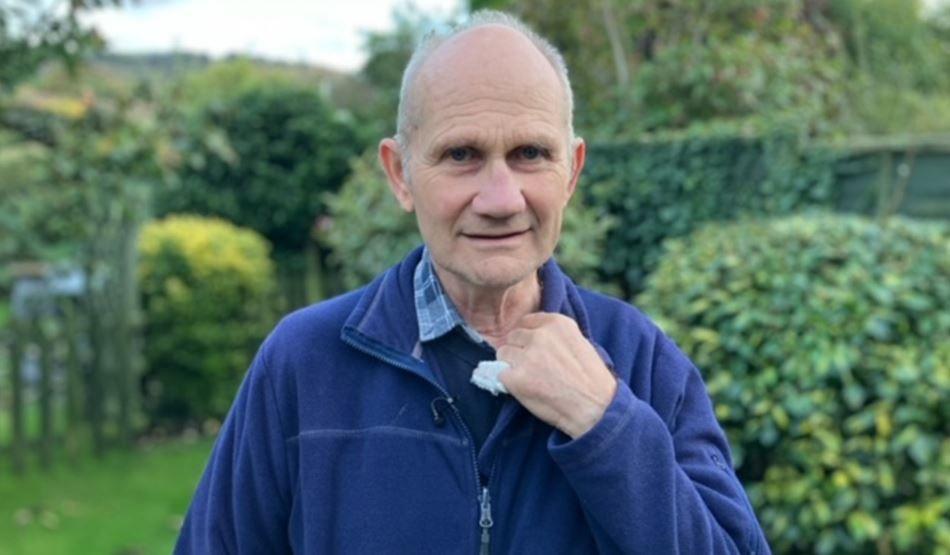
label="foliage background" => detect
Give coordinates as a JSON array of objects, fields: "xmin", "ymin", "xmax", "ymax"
[
  {"xmin": 1, "ymin": 0, "xmax": 948, "ymax": 553},
  {"xmin": 584, "ymin": 129, "xmax": 837, "ymax": 296},
  {"xmin": 138, "ymin": 216, "xmax": 275, "ymax": 430},
  {"xmin": 639, "ymin": 214, "xmax": 950, "ymax": 553}
]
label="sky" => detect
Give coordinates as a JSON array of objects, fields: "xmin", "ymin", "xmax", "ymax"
[{"xmin": 82, "ymin": 0, "xmax": 462, "ymax": 72}]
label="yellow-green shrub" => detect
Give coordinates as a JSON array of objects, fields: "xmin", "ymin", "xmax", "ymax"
[
  {"xmin": 138, "ymin": 215, "xmax": 275, "ymax": 430},
  {"xmin": 638, "ymin": 214, "xmax": 950, "ymax": 554}
]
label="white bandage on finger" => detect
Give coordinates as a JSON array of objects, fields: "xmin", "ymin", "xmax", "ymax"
[{"xmin": 471, "ymin": 360, "xmax": 510, "ymax": 396}]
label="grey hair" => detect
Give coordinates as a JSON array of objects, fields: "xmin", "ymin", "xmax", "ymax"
[{"xmin": 394, "ymin": 10, "xmax": 576, "ymax": 155}]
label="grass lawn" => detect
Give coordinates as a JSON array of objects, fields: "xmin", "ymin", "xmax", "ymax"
[{"xmin": 0, "ymin": 437, "xmax": 214, "ymax": 555}]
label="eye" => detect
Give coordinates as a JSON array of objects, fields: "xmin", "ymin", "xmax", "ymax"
[
  {"xmin": 521, "ymin": 145, "xmax": 541, "ymax": 159},
  {"xmin": 446, "ymin": 146, "xmax": 476, "ymax": 163},
  {"xmin": 515, "ymin": 145, "xmax": 548, "ymax": 161}
]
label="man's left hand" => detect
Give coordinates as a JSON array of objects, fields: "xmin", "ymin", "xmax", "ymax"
[{"xmin": 496, "ymin": 313, "xmax": 618, "ymax": 439}]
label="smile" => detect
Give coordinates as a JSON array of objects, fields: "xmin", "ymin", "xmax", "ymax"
[{"xmin": 462, "ymin": 229, "xmax": 530, "ymax": 245}]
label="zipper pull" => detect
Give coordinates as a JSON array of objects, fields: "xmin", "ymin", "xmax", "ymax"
[{"xmin": 479, "ymin": 486, "xmax": 493, "ymax": 555}]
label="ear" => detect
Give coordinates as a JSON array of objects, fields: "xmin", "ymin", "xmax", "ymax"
[
  {"xmin": 565, "ymin": 137, "xmax": 586, "ymax": 203},
  {"xmin": 379, "ymin": 138, "xmax": 414, "ymax": 213}
]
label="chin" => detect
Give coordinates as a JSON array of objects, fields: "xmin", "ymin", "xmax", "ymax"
[{"xmin": 457, "ymin": 254, "xmax": 543, "ymax": 290}]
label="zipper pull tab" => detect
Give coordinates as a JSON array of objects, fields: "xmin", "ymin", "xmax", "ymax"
[{"xmin": 479, "ymin": 486, "xmax": 493, "ymax": 555}]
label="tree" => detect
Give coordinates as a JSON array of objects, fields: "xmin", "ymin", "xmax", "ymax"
[
  {"xmin": 155, "ymin": 79, "xmax": 366, "ymax": 307},
  {"xmin": 0, "ymin": 0, "xmax": 117, "ymax": 92},
  {"xmin": 158, "ymin": 82, "xmax": 363, "ymax": 255},
  {"xmin": 355, "ymin": 6, "xmax": 444, "ymax": 138},
  {"xmin": 473, "ymin": 0, "xmax": 848, "ymax": 137},
  {"xmin": 470, "ymin": 0, "xmax": 950, "ymax": 137}
]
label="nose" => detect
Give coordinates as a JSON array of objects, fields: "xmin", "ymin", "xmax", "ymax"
[{"xmin": 471, "ymin": 161, "xmax": 526, "ymax": 218}]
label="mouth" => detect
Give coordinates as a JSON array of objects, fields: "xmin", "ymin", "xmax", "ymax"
[
  {"xmin": 461, "ymin": 229, "xmax": 530, "ymax": 245},
  {"xmin": 464, "ymin": 230, "xmax": 529, "ymax": 240}
]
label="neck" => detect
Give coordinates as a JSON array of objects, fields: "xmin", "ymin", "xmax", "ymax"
[{"xmin": 433, "ymin": 265, "xmax": 542, "ymax": 348}]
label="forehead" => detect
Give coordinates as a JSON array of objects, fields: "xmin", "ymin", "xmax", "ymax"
[{"xmin": 411, "ymin": 25, "xmax": 568, "ymax": 143}]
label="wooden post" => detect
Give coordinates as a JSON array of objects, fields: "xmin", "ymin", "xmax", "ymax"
[
  {"xmin": 83, "ymin": 285, "xmax": 105, "ymax": 457},
  {"xmin": 35, "ymin": 316, "xmax": 53, "ymax": 470},
  {"xmin": 62, "ymin": 298, "xmax": 83, "ymax": 460},
  {"xmin": 8, "ymin": 322, "xmax": 25, "ymax": 474}
]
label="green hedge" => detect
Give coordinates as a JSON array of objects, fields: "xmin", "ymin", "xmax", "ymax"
[
  {"xmin": 320, "ymin": 149, "xmax": 616, "ymax": 293},
  {"xmin": 138, "ymin": 215, "xmax": 276, "ymax": 430},
  {"xmin": 585, "ymin": 129, "xmax": 836, "ymax": 296},
  {"xmin": 638, "ymin": 214, "xmax": 950, "ymax": 554}
]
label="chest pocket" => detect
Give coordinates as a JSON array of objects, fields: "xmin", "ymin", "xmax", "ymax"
[{"xmin": 291, "ymin": 427, "xmax": 477, "ymax": 553}]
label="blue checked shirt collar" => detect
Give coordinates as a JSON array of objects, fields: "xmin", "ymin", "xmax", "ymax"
[{"xmin": 413, "ymin": 247, "xmax": 486, "ymax": 344}]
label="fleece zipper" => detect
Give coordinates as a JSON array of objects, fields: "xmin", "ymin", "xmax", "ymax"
[{"xmin": 341, "ymin": 331, "xmax": 498, "ymax": 554}]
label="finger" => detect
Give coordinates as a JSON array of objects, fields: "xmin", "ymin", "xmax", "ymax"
[
  {"xmin": 516, "ymin": 311, "xmax": 557, "ymax": 329},
  {"xmin": 504, "ymin": 328, "xmax": 534, "ymax": 348},
  {"xmin": 496, "ymin": 364, "xmax": 515, "ymax": 390},
  {"xmin": 494, "ymin": 358, "xmax": 525, "ymax": 392},
  {"xmin": 518, "ymin": 312, "xmax": 580, "ymax": 334},
  {"xmin": 496, "ymin": 344, "xmax": 523, "ymax": 367}
]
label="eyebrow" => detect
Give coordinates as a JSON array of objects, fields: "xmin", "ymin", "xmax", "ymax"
[{"xmin": 428, "ymin": 132, "xmax": 563, "ymax": 157}]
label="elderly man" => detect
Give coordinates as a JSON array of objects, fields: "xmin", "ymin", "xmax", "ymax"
[{"xmin": 176, "ymin": 11, "xmax": 769, "ymax": 554}]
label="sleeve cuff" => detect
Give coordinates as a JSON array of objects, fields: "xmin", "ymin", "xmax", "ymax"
[{"xmin": 548, "ymin": 380, "xmax": 640, "ymax": 472}]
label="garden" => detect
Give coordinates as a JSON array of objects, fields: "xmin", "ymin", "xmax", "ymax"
[{"xmin": 1, "ymin": 1, "xmax": 948, "ymax": 553}]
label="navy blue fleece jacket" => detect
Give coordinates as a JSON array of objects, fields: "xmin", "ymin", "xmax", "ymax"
[{"xmin": 176, "ymin": 247, "xmax": 770, "ymax": 554}]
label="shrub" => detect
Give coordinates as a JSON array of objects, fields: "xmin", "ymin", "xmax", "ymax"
[
  {"xmin": 138, "ymin": 215, "xmax": 276, "ymax": 430},
  {"xmin": 320, "ymin": 149, "xmax": 616, "ymax": 293},
  {"xmin": 637, "ymin": 213, "xmax": 950, "ymax": 554},
  {"xmin": 156, "ymin": 83, "xmax": 364, "ymax": 254},
  {"xmin": 585, "ymin": 129, "xmax": 836, "ymax": 296}
]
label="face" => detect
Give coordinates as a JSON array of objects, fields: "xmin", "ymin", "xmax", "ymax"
[{"xmin": 380, "ymin": 26, "xmax": 585, "ymax": 295}]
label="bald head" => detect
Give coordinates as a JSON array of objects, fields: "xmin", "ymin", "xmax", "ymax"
[{"xmin": 395, "ymin": 11, "xmax": 575, "ymax": 153}]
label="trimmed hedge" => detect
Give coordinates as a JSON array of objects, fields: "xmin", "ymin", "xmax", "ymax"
[
  {"xmin": 586, "ymin": 130, "xmax": 836, "ymax": 296},
  {"xmin": 638, "ymin": 213, "xmax": 950, "ymax": 554},
  {"xmin": 320, "ymin": 149, "xmax": 616, "ymax": 293},
  {"xmin": 138, "ymin": 215, "xmax": 276, "ymax": 430}
]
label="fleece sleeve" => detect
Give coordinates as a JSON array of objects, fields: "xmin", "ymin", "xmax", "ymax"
[
  {"xmin": 548, "ymin": 337, "xmax": 770, "ymax": 554},
  {"xmin": 174, "ymin": 345, "xmax": 293, "ymax": 554}
]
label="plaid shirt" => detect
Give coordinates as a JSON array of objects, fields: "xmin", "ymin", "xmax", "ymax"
[{"xmin": 413, "ymin": 247, "xmax": 485, "ymax": 344}]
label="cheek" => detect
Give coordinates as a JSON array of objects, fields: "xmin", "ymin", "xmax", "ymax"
[
  {"xmin": 526, "ymin": 184, "xmax": 571, "ymax": 222},
  {"xmin": 413, "ymin": 188, "xmax": 471, "ymax": 229}
]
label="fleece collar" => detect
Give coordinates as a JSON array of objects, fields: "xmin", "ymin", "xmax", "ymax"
[{"xmin": 341, "ymin": 245, "xmax": 613, "ymax": 378}]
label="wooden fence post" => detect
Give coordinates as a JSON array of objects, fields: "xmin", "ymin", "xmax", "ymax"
[
  {"xmin": 83, "ymin": 285, "xmax": 105, "ymax": 457},
  {"xmin": 35, "ymin": 316, "xmax": 53, "ymax": 470},
  {"xmin": 62, "ymin": 298, "xmax": 83, "ymax": 461},
  {"xmin": 8, "ymin": 322, "xmax": 25, "ymax": 474}
]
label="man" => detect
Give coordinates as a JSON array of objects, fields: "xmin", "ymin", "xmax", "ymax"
[{"xmin": 176, "ymin": 11, "xmax": 769, "ymax": 554}]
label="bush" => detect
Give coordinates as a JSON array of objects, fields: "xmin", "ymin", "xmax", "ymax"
[
  {"xmin": 637, "ymin": 214, "xmax": 950, "ymax": 554},
  {"xmin": 320, "ymin": 149, "xmax": 616, "ymax": 292},
  {"xmin": 586, "ymin": 129, "xmax": 836, "ymax": 296},
  {"xmin": 156, "ymin": 83, "xmax": 364, "ymax": 254},
  {"xmin": 138, "ymin": 215, "xmax": 276, "ymax": 430}
]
